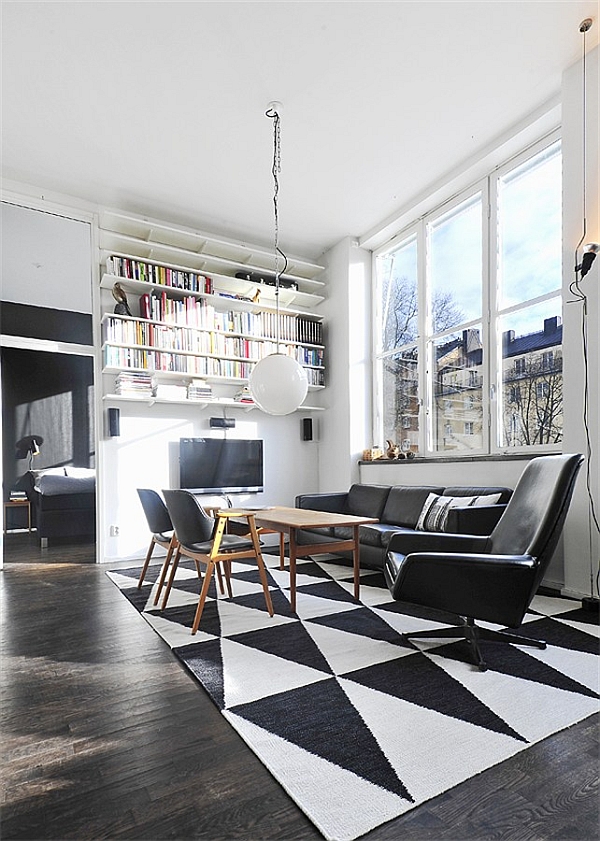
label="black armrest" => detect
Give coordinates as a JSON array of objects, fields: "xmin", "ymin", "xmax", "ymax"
[
  {"xmin": 389, "ymin": 551, "xmax": 537, "ymax": 626},
  {"xmin": 445, "ymin": 504, "xmax": 507, "ymax": 535},
  {"xmin": 387, "ymin": 530, "xmax": 489, "ymax": 556},
  {"xmin": 295, "ymin": 492, "xmax": 348, "ymax": 513}
]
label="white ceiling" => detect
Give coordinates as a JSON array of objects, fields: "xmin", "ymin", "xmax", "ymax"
[{"xmin": 2, "ymin": 1, "xmax": 598, "ymax": 261}]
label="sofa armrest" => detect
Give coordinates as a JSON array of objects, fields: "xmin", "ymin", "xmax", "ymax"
[
  {"xmin": 295, "ymin": 492, "xmax": 348, "ymax": 513},
  {"xmin": 445, "ymin": 504, "xmax": 507, "ymax": 536},
  {"xmin": 387, "ymin": 530, "xmax": 489, "ymax": 556}
]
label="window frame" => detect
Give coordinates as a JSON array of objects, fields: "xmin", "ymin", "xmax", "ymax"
[{"xmin": 372, "ymin": 129, "xmax": 562, "ymax": 459}]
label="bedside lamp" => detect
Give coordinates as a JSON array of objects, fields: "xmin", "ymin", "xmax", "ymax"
[{"xmin": 15, "ymin": 435, "xmax": 44, "ymax": 470}]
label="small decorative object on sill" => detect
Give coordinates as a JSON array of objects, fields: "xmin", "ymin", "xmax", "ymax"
[
  {"xmin": 112, "ymin": 282, "xmax": 132, "ymax": 317},
  {"xmin": 406, "ymin": 451, "xmax": 416, "ymax": 459},
  {"xmin": 371, "ymin": 446, "xmax": 383, "ymax": 460},
  {"xmin": 386, "ymin": 440, "xmax": 400, "ymax": 459},
  {"xmin": 362, "ymin": 449, "xmax": 373, "ymax": 461}
]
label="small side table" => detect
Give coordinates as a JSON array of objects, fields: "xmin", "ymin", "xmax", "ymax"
[{"xmin": 3, "ymin": 499, "xmax": 32, "ymax": 533}]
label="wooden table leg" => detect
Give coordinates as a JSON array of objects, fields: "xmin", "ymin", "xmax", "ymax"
[
  {"xmin": 289, "ymin": 527, "xmax": 297, "ymax": 613},
  {"xmin": 279, "ymin": 531, "xmax": 285, "ymax": 570},
  {"xmin": 353, "ymin": 524, "xmax": 361, "ymax": 601}
]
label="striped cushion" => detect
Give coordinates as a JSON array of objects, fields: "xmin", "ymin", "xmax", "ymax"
[{"xmin": 416, "ymin": 492, "xmax": 502, "ymax": 532}]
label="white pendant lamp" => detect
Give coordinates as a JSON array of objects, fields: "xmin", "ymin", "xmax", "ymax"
[{"xmin": 249, "ymin": 102, "xmax": 308, "ymax": 415}]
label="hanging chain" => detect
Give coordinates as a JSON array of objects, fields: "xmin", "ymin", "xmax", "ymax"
[{"xmin": 267, "ymin": 105, "xmax": 283, "ymax": 350}]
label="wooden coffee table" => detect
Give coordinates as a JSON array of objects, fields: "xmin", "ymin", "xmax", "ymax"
[{"xmin": 238, "ymin": 506, "xmax": 378, "ymax": 612}]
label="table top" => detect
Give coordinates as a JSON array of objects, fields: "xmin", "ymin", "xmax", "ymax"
[{"xmin": 227, "ymin": 506, "xmax": 378, "ymax": 530}]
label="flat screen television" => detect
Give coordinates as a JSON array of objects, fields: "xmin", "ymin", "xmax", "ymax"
[{"xmin": 179, "ymin": 437, "xmax": 264, "ymax": 494}]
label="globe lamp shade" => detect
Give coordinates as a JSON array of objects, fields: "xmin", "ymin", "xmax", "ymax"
[{"xmin": 249, "ymin": 353, "xmax": 308, "ymax": 415}]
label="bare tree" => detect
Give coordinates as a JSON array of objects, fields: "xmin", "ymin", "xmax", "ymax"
[
  {"xmin": 382, "ymin": 275, "xmax": 465, "ymax": 350},
  {"xmin": 381, "ymin": 274, "xmax": 465, "ymax": 445},
  {"xmin": 503, "ymin": 354, "xmax": 563, "ymax": 446}
]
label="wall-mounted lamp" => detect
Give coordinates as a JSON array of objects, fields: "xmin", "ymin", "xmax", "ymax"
[
  {"xmin": 573, "ymin": 18, "xmax": 596, "ymax": 282},
  {"xmin": 15, "ymin": 435, "xmax": 44, "ymax": 470},
  {"xmin": 570, "ymin": 18, "xmax": 600, "ymax": 613},
  {"xmin": 575, "ymin": 242, "xmax": 598, "ymax": 278}
]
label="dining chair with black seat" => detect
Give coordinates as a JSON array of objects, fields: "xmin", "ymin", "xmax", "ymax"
[
  {"xmin": 136, "ymin": 488, "xmax": 178, "ymax": 591},
  {"xmin": 384, "ymin": 453, "xmax": 584, "ymax": 671},
  {"xmin": 162, "ymin": 489, "xmax": 274, "ymax": 634}
]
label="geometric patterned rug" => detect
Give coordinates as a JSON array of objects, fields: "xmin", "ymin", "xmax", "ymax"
[{"xmin": 107, "ymin": 553, "xmax": 600, "ymax": 841}]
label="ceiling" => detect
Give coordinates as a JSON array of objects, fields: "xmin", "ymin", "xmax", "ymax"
[{"xmin": 2, "ymin": 1, "xmax": 598, "ymax": 261}]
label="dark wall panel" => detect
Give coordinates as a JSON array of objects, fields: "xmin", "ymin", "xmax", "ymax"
[{"xmin": 1, "ymin": 301, "xmax": 93, "ymax": 345}]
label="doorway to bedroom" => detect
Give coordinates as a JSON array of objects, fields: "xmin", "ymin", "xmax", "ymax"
[{"xmin": 1, "ymin": 346, "xmax": 96, "ymax": 564}]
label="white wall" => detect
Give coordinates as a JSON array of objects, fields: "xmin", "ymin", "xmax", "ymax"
[
  {"xmin": 317, "ymin": 237, "xmax": 372, "ymax": 492},
  {"xmin": 1, "ymin": 202, "xmax": 92, "ymax": 312},
  {"xmin": 100, "ymin": 387, "xmax": 321, "ymax": 562},
  {"xmin": 561, "ymin": 45, "xmax": 600, "ymax": 600}
]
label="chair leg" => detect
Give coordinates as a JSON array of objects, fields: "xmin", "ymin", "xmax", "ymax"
[
  {"xmin": 478, "ymin": 626, "xmax": 547, "ymax": 649},
  {"xmin": 215, "ymin": 563, "xmax": 226, "ymax": 595},
  {"xmin": 405, "ymin": 619, "xmax": 488, "ymax": 670},
  {"xmin": 153, "ymin": 536, "xmax": 177, "ymax": 606},
  {"xmin": 137, "ymin": 537, "xmax": 156, "ymax": 588},
  {"xmin": 222, "ymin": 559, "xmax": 233, "ymax": 598},
  {"xmin": 405, "ymin": 618, "xmax": 547, "ymax": 672},
  {"xmin": 249, "ymin": 518, "xmax": 274, "ymax": 617},
  {"xmin": 192, "ymin": 562, "xmax": 215, "ymax": 634},
  {"xmin": 160, "ymin": 545, "xmax": 182, "ymax": 610}
]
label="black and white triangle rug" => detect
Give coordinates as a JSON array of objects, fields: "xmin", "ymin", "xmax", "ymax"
[{"xmin": 107, "ymin": 554, "xmax": 599, "ymax": 841}]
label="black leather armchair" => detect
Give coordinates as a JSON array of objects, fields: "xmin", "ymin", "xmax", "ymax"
[{"xmin": 384, "ymin": 454, "xmax": 584, "ymax": 670}]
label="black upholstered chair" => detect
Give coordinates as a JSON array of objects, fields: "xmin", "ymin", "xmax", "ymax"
[
  {"xmin": 384, "ymin": 453, "xmax": 584, "ymax": 671},
  {"xmin": 162, "ymin": 490, "xmax": 274, "ymax": 634},
  {"xmin": 136, "ymin": 489, "xmax": 177, "ymax": 590}
]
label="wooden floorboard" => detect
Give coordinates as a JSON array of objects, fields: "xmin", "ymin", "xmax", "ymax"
[{"xmin": 1, "ymin": 550, "xmax": 598, "ymax": 841}]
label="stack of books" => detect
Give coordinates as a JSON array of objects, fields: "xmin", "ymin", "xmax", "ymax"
[
  {"xmin": 187, "ymin": 379, "xmax": 213, "ymax": 401},
  {"xmin": 234, "ymin": 386, "xmax": 254, "ymax": 404},
  {"xmin": 115, "ymin": 371, "xmax": 156, "ymax": 397}
]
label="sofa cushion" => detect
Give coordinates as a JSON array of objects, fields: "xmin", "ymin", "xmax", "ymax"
[
  {"xmin": 332, "ymin": 523, "xmax": 400, "ymax": 547},
  {"xmin": 343, "ymin": 484, "xmax": 390, "ymax": 518},
  {"xmin": 416, "ymin": 492, "xmax": 502, "ymax": 532},
  {"xmin": 296, "ymin": 526, "xmax": 335, "ymax": 541},
  {"xmin": 443, "ymin": 485, "xmax": 512, "ymax": 504},
  {"xmin": 381, "ymin": 486, "xmax": 444, "ymax": 527}
]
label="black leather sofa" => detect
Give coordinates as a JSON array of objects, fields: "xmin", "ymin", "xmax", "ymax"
[{"xmin": 295, "ymin": 482, "xmax": 513, "ymax": 569}]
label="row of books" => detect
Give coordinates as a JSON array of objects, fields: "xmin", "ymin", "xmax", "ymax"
[
  {"xmin": 104, "ymin": 347, "xmax": 325, "ymax": 386},
  {"xmin": 105, "ymin": 346, "xmax": 254, "ymax": 379},
  {"xmin": 107, "ymin": 256, "xmax": 213, "ymax": 294},
  {"xmin": 136, "ymin": 293, "xmax": 323, "ymax": 345},
  {"xmin": 103, "ymin": 318, "xmax": 324, "ymax": 368}
]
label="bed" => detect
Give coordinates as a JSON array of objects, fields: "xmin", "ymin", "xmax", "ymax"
[{"xmin": 19, "ymin": 467, "xmax": 96, "ymax": 543}]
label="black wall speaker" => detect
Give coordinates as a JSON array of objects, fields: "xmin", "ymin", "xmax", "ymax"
[
  {"xmin": 301, "ymin": 417, "xmax": 313, "ymax": 441},
  {"xmin": 209, "ymin": 417, "xmax": 236, "ymax": 428},
  {"xmin": 108, "ymin": 407, "xmax": 120, "ymax": 437}
]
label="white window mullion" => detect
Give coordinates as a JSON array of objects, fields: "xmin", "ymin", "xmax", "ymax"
[
  {"xmin": 417, "ymin": 219, "xmax": 430, "ymax": 456},
  {"xmin": 488, "ymin": 171, "xmax": 502, "ymax": 453}
]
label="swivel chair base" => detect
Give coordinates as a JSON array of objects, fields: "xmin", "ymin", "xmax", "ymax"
[{"xmin": 405, "ymin": 616, "xmax": 546, "ymax": 671}]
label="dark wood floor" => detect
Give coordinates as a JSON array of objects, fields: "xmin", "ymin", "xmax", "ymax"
[{"xmin": 1, "ymin": 540, "xmax": 598, "ymax": 841}]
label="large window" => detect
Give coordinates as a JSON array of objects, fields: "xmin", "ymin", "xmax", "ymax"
[{"xmin": 374, "ymin": 136, "xmax": 562, "ymax": 457}]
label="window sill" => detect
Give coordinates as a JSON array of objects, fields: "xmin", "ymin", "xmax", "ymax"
[{"xmin": 359, "ymin": 453, "xmax": 535, "ymax": 465}]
